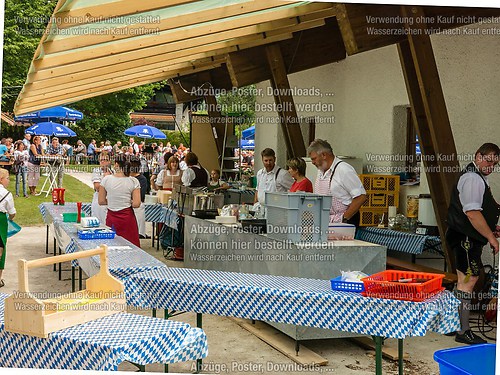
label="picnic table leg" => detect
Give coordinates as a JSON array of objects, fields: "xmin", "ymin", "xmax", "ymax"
[
  {"xmin": 295, "ymin": 340, "xmax": 300, "ymax": 356},
  {"xmin": 151, "ymin": 223, "xmax": 155, "ymax": 247},
  {"xmin": 373, "ymin": 336, "xmax": 383, "ymax": 375},
  {"xmin": 152, "ymin": 308, "xmax": 156, "ymax": 318},
  {"xmin": 58, "ymin": 245, "xmax": 62, "ymax": 280},
  {"xmin": 53, "ymin": 237, "xmax": 57, "ymax": 271},
  {"xmin": 197, "ymin": 313, "xmax": 203, "ymax": 373},
  {"xmin": 71, "ymin": 265, "xmax": 75, "ymax": 292},
  {"xmin": 156, "ymin": 225, "xmax": 160, "ymax": 251},
  {"xmin": 46, "ymin": 225, "xmax": 49, "ymax": 254},
  {"xmin": 398, "ymin": 339, "xmax": 404, "ymax": 375},
  {"xmin": 79, "ymin": 267, "xmax": 82, "ymax": 291}
]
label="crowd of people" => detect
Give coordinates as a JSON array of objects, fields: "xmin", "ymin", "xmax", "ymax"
[{"xmin": 1, "ymin": 135, "xmax": 255, "ymax": 197}]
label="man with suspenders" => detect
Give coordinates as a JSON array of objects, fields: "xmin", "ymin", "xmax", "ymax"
[
  {"xmin": 307, "ymin": 139, "xmax": 366, "ymax": 225},
  {"xmin": 254, "ymin": 148, "xmax": 294, "ymax": 205}
]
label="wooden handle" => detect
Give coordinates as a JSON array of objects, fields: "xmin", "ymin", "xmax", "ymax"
[
  {"xmin": 17, "ymin": 246, "xmax": 108, "ymax": 293},
  {"xmin": 24, "ymin": 246, "xmax": 107, "ymax": 269}
]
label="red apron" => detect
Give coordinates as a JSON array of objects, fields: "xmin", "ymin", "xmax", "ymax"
[{"xmin": 106, "ymin": 207, "xmax": 140, "ymax": 247}]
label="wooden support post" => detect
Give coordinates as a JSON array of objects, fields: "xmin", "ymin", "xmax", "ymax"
[
  {"xmin": 397, "ymin": 5, "xmax": 460, "ymax": 273},
  {"xmin": 265, "ymin": 44, "xmax": 306, "ymax": 158},
  {"xmin": 308, "ymin": 118, "xmax": 316, "ymax": 146},
  {"xmin": 204, "ymin": 93, "xmax": 224, "ymax": 155},
  {"xmin": 204, "ymin": 92, "xmax": 234, "ymax": 174}
]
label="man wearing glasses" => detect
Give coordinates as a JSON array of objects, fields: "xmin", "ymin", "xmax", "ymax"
[{"xmin": 446, "ymin": 143, "xmax": 500, "ymax": 345}]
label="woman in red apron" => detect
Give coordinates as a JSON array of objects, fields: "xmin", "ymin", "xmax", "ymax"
[{"xmin": 99, "ymin": 154, "xmax": 141, "ymax": 247}]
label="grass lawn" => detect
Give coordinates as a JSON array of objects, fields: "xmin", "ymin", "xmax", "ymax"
[{"xmin": 6, "ymin": 172, "xmax": 93, "ymax": 227}]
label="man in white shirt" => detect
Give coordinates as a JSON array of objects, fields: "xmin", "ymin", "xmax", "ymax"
[
  {"xmin": 308, "ymin": 139, "xmax": 366, "ymax": 224},
  {"xmin": 22, "ymin": 134, "xmax": 31, "ymax": 149},
  {"xmin": 181, "ymin": 152, "xmax": 209, "ymax": 187},
  {"xmin": 254, "ymin": 148, "xmax": 294, "ymax": 204},
  {"xmin": 129, "ymin": 138, "xmax": 139, "ymax": 155}
]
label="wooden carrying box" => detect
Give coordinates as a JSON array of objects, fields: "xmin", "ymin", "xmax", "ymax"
[{"xmin": 4, "ymin": 245, "xmax": 126, "ymax": 338}]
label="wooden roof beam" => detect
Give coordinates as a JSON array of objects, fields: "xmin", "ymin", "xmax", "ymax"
[
  {"xmin": 335, "ymin": 3, "xmax": 500, "ymax": 56},
  {"xmin": 37, "ymin": 2, "xmax": 334, "ymax": 65},
  {"xmin": 51, "ymin": 0, "xmax": 302, "ymax": 48},
  {"xmin": 15, "ymin": 61, "xmax": 224, "ymax": 114},
  {"xmin": 227, "ymin": 18, "xmax": 346, "ymax": 88},
  {"xmin": 398, "ymin": 5, "xmax": 460, "ymax": 273},
  {"xmin": 266, "ymin": 44, "xmax": 306, "ymax": 158},
  {"xmin": 55, "ymin": 0, "xmax": 201, "ymax": 29}
]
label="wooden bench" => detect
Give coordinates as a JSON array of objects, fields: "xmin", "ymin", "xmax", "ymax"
[{"xmin": 387, "ymin": 256, "xmax": 458, "ymax": 286}]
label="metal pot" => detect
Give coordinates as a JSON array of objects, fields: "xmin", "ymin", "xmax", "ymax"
[{"xmin": 193, "ymin": 194, "xmax": 210, "ymax": 211}]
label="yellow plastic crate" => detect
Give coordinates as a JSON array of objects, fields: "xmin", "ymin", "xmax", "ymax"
[
  {"xmin": 359, "ymin": 209, "xmax": 388, "ymax": 226},
  {"xmin": 360, "ymin": 175, "xmax": 400, "ymax": 192},
  {"xmin": 362, "ymin": 192, "xmax": 399, "ymax": 209}
]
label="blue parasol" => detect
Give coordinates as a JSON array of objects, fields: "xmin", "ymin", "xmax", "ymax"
[
  {"xmin": 124, "ymin": 124, "xmax": 167, "ymax": 139},
  {"xmin": 15, "ymin": 106, "xmax": 84, "ymax": 123},
  {"xmin": 241, "ymin": 125, "xmax": 255, "ymax": 140},
  {"xmin": 25, "ymin": 122, "xmax": 77, "ymax": 137},
  {"xmin": 240, "ymin": 139, "xmax": 255, "ymax": 149}
]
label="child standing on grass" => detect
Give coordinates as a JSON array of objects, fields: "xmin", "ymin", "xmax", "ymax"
[
  {"xmin": 0, "ymin": 168, "xmax": 16, "ymax": 288},
  {"xmin": 13, "ymin": 141, "xmax": 30, "ymax": 198}
]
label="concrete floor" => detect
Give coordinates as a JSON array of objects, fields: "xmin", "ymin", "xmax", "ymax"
[{"xmin": 0, "ymin": 170, "xmax": 495, "ymax": 374}]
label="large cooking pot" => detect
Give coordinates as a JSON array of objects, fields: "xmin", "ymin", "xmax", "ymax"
[
  {"xmin": 193, "ymin": 193, "xmax": 225, "ymax": 211},
  {"xmin": 193, "ymin": 194, "xmax": 208, "ymax": 211}
]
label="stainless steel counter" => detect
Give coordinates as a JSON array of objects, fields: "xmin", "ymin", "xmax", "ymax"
[{"xmin": 184, "ymin": 216, "xmax": 386, "ymax": 340}]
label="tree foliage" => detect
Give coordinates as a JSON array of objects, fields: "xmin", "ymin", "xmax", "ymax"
[
  {"xmin": 2, "ymin": 0, "xmax": 56, "ymax": 111},
  {"xmin": 2, "ymin": 0, "xmax": 161, "ymax": 144},
  {"xmin": 216, "ymin": 85, "xmax": 256, "ymax": 129},
  {"xmin": 69, "ymin": 84, "xmax": 163, "ymax": 144}
]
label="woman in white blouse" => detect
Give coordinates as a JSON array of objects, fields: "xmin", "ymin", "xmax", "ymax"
[{"xmin": 99, "ymin": 154, "xmax": 141, "ymax": 246}]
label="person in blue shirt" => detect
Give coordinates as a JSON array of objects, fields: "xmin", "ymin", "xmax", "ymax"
[
  {"xmin": 0, "ymin": 139, "xmax": 10, "ymax": 162},
  {"xmin": 87, "ymin": 139, "xmax": 97, "ymax": 164}
]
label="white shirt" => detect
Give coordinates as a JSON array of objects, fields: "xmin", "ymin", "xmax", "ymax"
[
  {"xmin": 0, "ymin": 186, "xmax": 16, "ymax": 215},
  {"xmin": 14, "ymin": 150, "xmax": 30, "ymax": 166},
  {"xmin": 100, "ymin": 175, "xmax": 140, "ymax": 211},
  {"xmin": 256, "ymin": 164, "xmax": 294, "ymax": 204},
  {"xmin": 457, "ymin": 162, "xmax": 488, "ymax": 213},
  {"xmin": 315, "ymin": 157, "xmax": 366, "ymax": 206},
  {"xmin": 182, "ymin": 165, "xmax": 209, "ymax": 187},
  {"xmin": 130, "ymin": 143, "xmax": 139, "ymax": 154}
]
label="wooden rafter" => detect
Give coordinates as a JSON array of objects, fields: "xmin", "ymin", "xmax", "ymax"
[
  {"xmin": 397, "ymin": 6, "xmax": 460, "ymax": 273},
  {"xmin": 266, "ymin": 44, "xmax": 306, "ymax": 158},
  {"xmin": 49, "ymin": 1, "xmax": 303, "ymax": 51}
]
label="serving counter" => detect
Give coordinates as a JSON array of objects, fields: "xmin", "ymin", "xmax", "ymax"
[{"xmin": 184, "ymin": 216, "xmax": 386, "ymax": 340}]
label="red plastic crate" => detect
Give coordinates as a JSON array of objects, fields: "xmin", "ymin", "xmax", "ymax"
[{"xmin": 361, "ymin": 270, "xmax": 445, "ymax": 301}]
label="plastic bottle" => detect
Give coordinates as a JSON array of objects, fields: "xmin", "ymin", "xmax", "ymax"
[{"xmin": 239, "ymin": 204, "xmax": 248, "ymax": 220}]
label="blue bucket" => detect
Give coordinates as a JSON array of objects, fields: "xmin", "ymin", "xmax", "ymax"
[{"xmin": 434, "ymin": 343, "xmax": 495, "ymax": 375}]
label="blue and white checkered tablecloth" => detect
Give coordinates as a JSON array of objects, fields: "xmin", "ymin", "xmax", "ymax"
[
  {"xmin": 144, "ymin": 204, "xmax": 179, "ymax": 229},
  {"xmin": 124, "ymin": 268, "xmax": 460, "ymax": 339},
  {"xmin": 0, "ymin": 294, "xmax": 207, "ymax": 370},
  {"xmin": 55, "ymin": 221, "xmax": 166, "ymax": 279},
  {"xmin": 356, "ymin": 227, "xmax": 442, "ymax": 255},
  {"xmin": 39, "ymin": 202, "xmax": 92, "ymax": 225},
  {"xmin": 144, "ymin": 203, "xmax": 167, "ymax": 223}
]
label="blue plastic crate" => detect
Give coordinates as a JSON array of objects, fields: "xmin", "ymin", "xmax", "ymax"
[
  {"xmin": 434, "ymin": 343, "xmax": 495, "ymax": 375},
  {"xmin": 77, "ymin": 228, "xmax": 116, "ymax": 240},
  {"xmin": 330, "ymin": 276, "xmax": 365, "ymax": 293}
]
